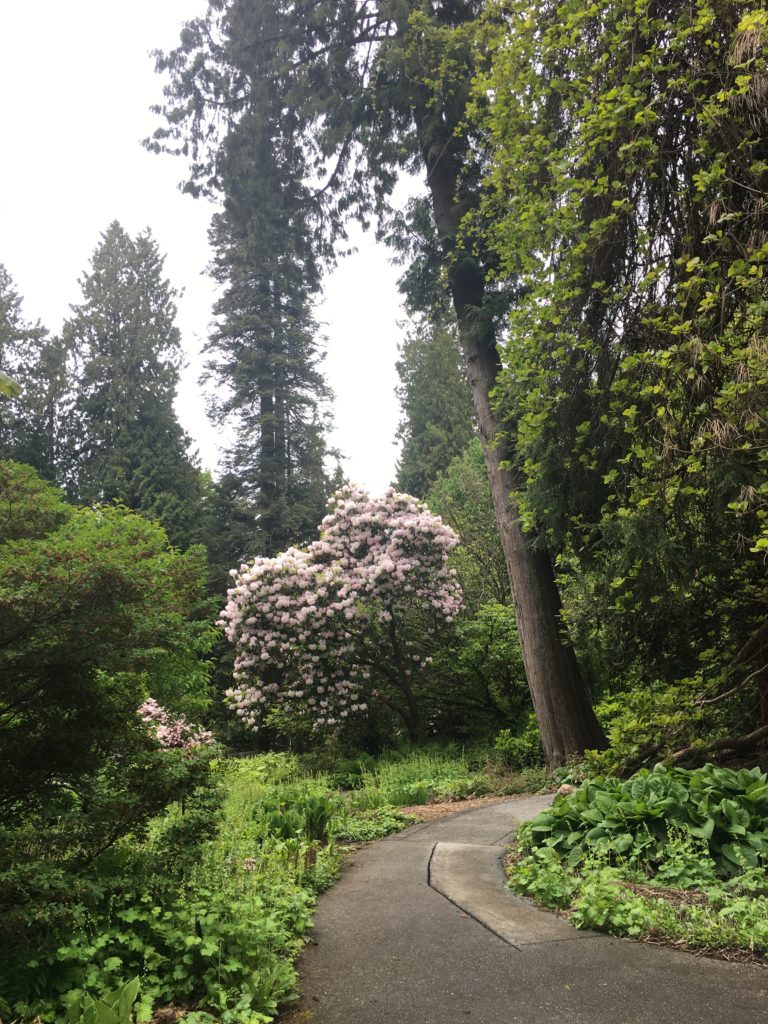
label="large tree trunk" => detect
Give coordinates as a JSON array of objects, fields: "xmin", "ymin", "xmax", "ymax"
[
  {"xmin": 414, "ymin": 105, "xmax": 607, "ymax": 767},
  {"xmin": 455, "ymin": 301, "xmax": 607, "ymax": 766}
]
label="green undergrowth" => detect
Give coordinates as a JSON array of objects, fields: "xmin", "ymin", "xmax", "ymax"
[
  {"xmin": 322, "ymin": 744, "xmax": 549, "ymax": 809},
  {"xmin": 508, "ymin": 764, "xmax": 768, "ymax": 958},
  {"xmin": 4, "ymin": 755, "xmax": 344, "ymax": 1024}
]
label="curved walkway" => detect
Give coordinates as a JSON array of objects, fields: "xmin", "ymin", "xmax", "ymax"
[{"xmin": 286, "ymin": 796, "xmax": 768, "ymax": 1024}]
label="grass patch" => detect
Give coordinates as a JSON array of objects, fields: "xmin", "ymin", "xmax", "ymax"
[{"xmin": 347, "ymin": 746, "xmax": 548, "ymax": 809}]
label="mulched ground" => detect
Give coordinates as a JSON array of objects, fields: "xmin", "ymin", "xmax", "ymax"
[{"xmin": 398, "ymin": 793, "xmax": 518, "ymax": 821}]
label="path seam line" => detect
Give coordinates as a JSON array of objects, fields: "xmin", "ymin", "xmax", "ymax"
[{"xmin": 426, "ymin": 842, "xmax": 523, "ymax": 951}]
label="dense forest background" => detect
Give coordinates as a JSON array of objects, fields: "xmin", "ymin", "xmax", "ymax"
[
  {"xmin": 2, "ymin": 1, "xmax": 768, "ymax": 1016},
  {"xmin": 4, "ymin": 0, "xmax": 766, "ymax": 768}
]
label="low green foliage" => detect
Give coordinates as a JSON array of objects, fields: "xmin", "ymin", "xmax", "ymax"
[
  {"xmin": 262, "ymin": 794, "xmax": 338, "ymax": 843},
  {"xmin": 579, "ymin": 679, "xmax": 737, "ymax": 776},
  {"xmin": 493, "ymin": 717, "xmax": 544, "ymax": 770},
  {"xmin": 332, "ymin": 806, "xmax": 418, "ymax": 843},
  {"xmin": 327, "ymin": 754, "xmax": 377, "ymax": 791},
  {"xmin": 64, "ymin": 978, "xmax": 140, "ymax": 1024},
  {"xmin": 521, "ymin": 763, "xmax": 768, "ymax": 875},
  {"xmin": 3, "ymin": 755, "xmax": 341, "ymax": 1024},
  {"xmin": 354, "ymin": 749, "xmax": 492, "ymax": 807},
  {"xmin": 509, "ymin": 763, "xmax": 768, "ymax": 957}
]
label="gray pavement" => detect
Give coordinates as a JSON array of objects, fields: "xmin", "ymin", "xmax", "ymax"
[{"xmin": 287, "ymin": 797, "xmax": 768, "ymax": 1023}]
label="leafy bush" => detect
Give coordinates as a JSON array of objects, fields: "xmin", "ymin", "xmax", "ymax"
[
  {"xmin": 0, "ymin": 463, "xmax": 220, "ymax": 1015},
  {"xmin": 521, "ymin": 764, "xmax": 768, "ymax": 876},
  {"xmin": 493, "ymin": 717, "xmax": 544, "ymax": 769},
  {"xmin": 579, "ymin": 679, "xmax": 729, "ymax": 776},
  {"xmin": 263, "ymin": 794, "xmax": 338, "ymax": 843},
  {"xmin": 510, "ymin": 763, "xmax": 768, "ymax": 957}
]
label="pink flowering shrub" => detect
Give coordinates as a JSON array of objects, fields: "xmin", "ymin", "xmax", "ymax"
[
  {"xmin": 138, "ymin": 698, "xmax": 215, "ymax": 749},
  {"xmin": 219, "ymin": 486, "xmax": 463, "ymax": 739}
]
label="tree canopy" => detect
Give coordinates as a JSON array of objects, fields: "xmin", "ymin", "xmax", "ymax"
[
  {"xmin": 0, "ymin": 265, "xmax": 66, "ymax": 480},
  {"xmin": 395, "ymin": 318, "xmax": 474, "ymax": 498}
]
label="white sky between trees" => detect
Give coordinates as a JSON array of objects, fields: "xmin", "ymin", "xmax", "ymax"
[{"xmin": 0, "ymin": 0, "xmax": 406, "ymax": 495}]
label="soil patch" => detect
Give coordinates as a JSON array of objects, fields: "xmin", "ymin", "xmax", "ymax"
[{"xmin": 399, "ymin": 793, "xmax": 516, "ymax": 821}]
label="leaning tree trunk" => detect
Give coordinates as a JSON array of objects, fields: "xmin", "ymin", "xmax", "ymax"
[{"xmin": 414, "ymin": 103, "xmax": 607, "ymax": 768}]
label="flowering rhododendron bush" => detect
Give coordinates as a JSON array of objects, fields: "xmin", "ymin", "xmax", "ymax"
[
  {"xmin": 138, "ymin": 698, "xmax": 215, "ymax": 749},
  {"xmin": 220, "ymin": 486, "xmax": 463, "ymax": 739}
]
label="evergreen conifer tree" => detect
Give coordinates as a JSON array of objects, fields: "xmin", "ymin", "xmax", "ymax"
[
  {"xmin": 203, "ymin": 111, "xmax": 334, "ymax": 558},
  {"xmin": 395, "ymin": 319, "xmax": 474, "ymax": 498},
  {"xmin": 61, "ymin": 222, "xmax": 203, "ymax": 547}
]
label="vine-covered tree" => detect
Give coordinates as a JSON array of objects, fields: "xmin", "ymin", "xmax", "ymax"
[
  {"xmin": 395, "ymin": 318, "xmax": 474, "ymax": 498},
  {"xmin": 61, "ymin": 222, "xmax": 203, "ymax": 548},
  {"xmin": 150, "ymin": 0, "xmax": 606, "ymax": 765},
  {"xmin": 475, "ymin": 0, "xmax": 768, "ymax": 759}
]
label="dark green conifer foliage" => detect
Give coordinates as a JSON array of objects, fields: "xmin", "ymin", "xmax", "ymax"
[
  {"xmin": 395, "ymin": 319, "xmax": 474, "ymax": 498},
  {"xmin": 61, "ymin": 222, "xmax": 203, "ymax": 548},
  {"xmin": 203, "ymin": 97, "xmax": 334, "ymax": 558},
  {"xmin": 0, "ymin": 266, "xmax": 67, "ymax": 481}
]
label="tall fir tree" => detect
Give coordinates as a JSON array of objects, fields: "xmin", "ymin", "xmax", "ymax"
[
  {"xmin": 395, "ymin": 318, "xmax": 474, "ymax": 498},
  {"xmin": 61, "ymin": 222, "xmax": 203, "ymax": 548},
  {"xmin": 203, "ymin": 103, "xmax": 334, "ymax": 561}
]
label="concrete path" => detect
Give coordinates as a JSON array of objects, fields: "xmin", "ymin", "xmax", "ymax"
[{"xmin": 287, "ymin": 797, "xmax": 768, "ymax": 1023}]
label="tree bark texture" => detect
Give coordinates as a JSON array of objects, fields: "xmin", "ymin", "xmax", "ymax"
[{"xmin": 413, "ymin": 100, "xmax": 607, "ymax": 767}]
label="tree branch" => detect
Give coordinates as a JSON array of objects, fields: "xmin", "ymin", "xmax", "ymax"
[{"xmin": 667, "ymin": 723, "xmax": 768, "ymax": 765}]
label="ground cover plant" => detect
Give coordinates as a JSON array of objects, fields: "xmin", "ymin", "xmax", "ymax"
[
  {"xmin": 508, "ymin": 764, "xmax": 768, "ymax": 958},
  {"xmin": 2, "ymin": 755, "xmax": 348, "ymax": 1024}
]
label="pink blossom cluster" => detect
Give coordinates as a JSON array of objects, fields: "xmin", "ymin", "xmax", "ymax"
[
  {"xmin": 137, "ymin": 698, "xmax": 215, "ymax": 749},
  {"xmin": 219, "ymin": 487, "xmax": 462, "ymax": 731}
]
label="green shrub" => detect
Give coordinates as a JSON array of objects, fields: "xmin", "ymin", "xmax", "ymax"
[
  {"xmin": 262, "ymin": 794, "xmax": 338, "ymax": 843},
  {"xmin": 493, "ymin": 717, "xmax": 544, "ymax": 769},
  {"xmin": 509, "ymin": 764, "xmax": 768, "ymax": 957},
  {"xmin": 520, "ymin": 763, "xmax": 768, "ymax": 876},
  {"xmin": 3, "ymin": 757, "xmax": 341, "ymax": 1024}
]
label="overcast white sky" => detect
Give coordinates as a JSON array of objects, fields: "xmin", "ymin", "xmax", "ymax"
[{"xmin": 0, "ymin": 0, "xmax": 406, "ymax": 494}]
